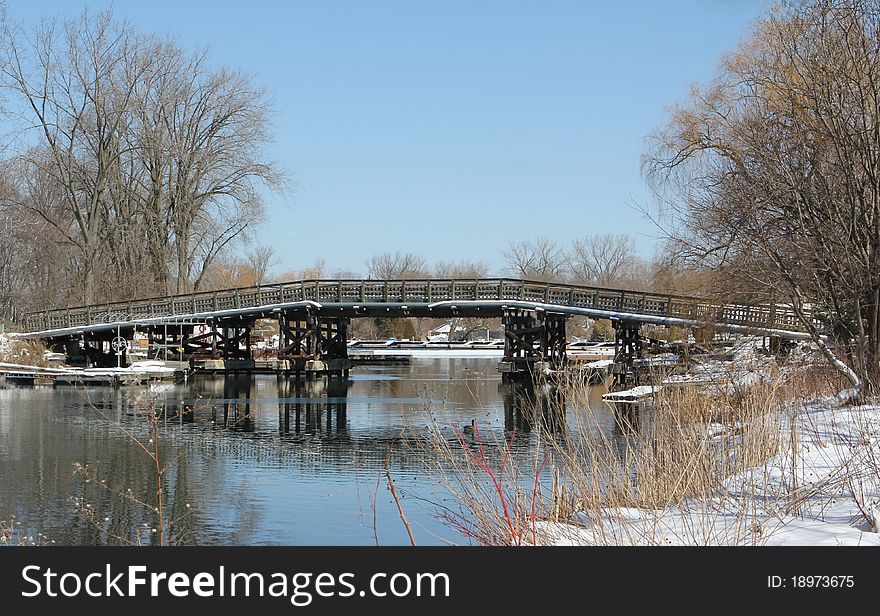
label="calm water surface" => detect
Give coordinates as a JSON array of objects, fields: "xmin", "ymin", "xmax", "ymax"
[{"xmin": 0, "ymin": 358, "xmax": 620, "ymax": 545}]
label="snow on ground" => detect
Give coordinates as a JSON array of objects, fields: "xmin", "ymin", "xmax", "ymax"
[
  {"xmin": 584, "ymin": 359, "xmax": 614, "ymax": 369},
  {"xmin": 80, "ymin": 360, "xmax": 178, "ymax": 376},
  {"xmin": 536, "ymin": 396, "xmax": 880, "ymax": 546},
  {"xmin": 0, "ymin": 359, "xmax": 178, "ymax": 378},
  {"xmin": 602, "ymin": 385, "xmax": 661, "ymax": 400},
  {"xmin": 663, "ymin": 338, "xmax": 778, "ymax": 391}
]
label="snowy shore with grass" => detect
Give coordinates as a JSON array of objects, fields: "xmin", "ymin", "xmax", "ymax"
[{"xmin": 536, "ymin": 393, "xmax": 880, "ymax": 546}]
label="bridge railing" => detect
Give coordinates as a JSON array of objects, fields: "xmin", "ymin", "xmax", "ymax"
[{"xmin": 21, "ymin": 278, "xmax": 814, "ymax": 335}]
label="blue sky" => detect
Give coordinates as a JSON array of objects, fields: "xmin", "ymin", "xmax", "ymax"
[{"xmin": 4, "ymin": 0, "xmax": 769, "ymax": 276}]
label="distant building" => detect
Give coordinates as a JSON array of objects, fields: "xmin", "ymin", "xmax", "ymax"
[
  {"xmin": 427, "ymin": 321, "xmax": 503, "ymax": 342},
  {"xmin": 427, "ymin": 322, "xmax": 457, "ymax": 342}
]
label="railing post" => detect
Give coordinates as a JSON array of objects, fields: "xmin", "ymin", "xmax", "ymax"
[
  {"xmin": 428, "ymin": 280, "xmax": 433, "ymax": 303},
  {"xmin": 360, "ymin": 281, "xmax": 365, "ymax": 303},
  {"xmin": 497, "ymin": 280, "xmax": 503, "ymax": 300}
]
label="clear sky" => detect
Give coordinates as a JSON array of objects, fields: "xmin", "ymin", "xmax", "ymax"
[{"xmin": 3, "ymin": 0, "xmax": 769, "ymax": 276}]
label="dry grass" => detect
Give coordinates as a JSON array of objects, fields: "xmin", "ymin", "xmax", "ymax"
[
  {"xmin": 544, "ymin": 379, "xmax": 787, "ymax": 544},
  {"xmin": 419, "ymin": 422, "xmax": 544, "ymax": 546},
  {"xmin": 420, "ymin": 360, "xmax": 852, "ymax": 545},
  {"xmin": 0, "ymin": 337, "xmax": 51, "ymax": 366}
]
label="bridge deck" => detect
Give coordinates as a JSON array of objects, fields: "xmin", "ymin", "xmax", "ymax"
[{"xmin": 19, "ymin": 278, "xmax": 816, "ymax": 339}]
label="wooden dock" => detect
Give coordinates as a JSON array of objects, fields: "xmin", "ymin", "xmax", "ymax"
[
  {"xmin": 347, "ymin": 352, "xmax": 411, "ymax": 365},
  {"xmin": 0, "ymin": 361, "xmax": 188, "ymax": 387}
]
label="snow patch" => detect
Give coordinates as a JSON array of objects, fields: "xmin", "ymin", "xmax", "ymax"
[{"xmin": 540, "ymin": 400, "xmax": 880, "ymax": 546}]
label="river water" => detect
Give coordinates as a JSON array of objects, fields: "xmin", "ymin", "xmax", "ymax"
[{"xmin": 0, "ymin": 358, "xmax": 620, "ymax": 545}]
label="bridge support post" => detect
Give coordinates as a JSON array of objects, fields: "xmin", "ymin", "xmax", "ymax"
[
  {"xmin": 61, "ymin": 337, "xmax": 91, "ymax": 367},
  {"xmin": 308, "ymin": 315, "xmax": 351, "ymax": 377},
  {"xmin": 146, "ymin": 324, "xmax": 194, "ymax": 363},
  {"xmin": 611, "ymin": 318, "xmax": 643, "ymax": 391},
  {"xmin": 277, "ymin": 311, "xmax": 352, "ymax": 378},
  {"xmin": 182, "ymin": 322, "xmax": 223, "ymax": 362},
  {"xmin": 71, "ymin": 332, "xmax": 131, "ymax": 368},
  {"xmin": 767, "ymin": 334, "xmax": 797, "ymax": 358},
  {"xmin": 278, "ymin": 311, "xmax": 308, "ymax": 377},
  {"xmin": 215, "ymin": 318, "xmax": 255, "ymax": 371},
  {"xmin": 498, "ymin": 308, "xmax": 567, "ymax": 381}
]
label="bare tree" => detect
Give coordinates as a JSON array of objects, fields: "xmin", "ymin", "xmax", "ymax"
[
  {"xmin": 0, "ymin": 173, "xmax": 23, "ymax": 320},
  {"xmin": 0, "ymin": 8, "xmax": 286, "ymax": 303},
  {"xmin": 569, "ymin": 233, "xmax": 641, "ymax": 286},
  {"xmin": 431, "ymin": 260, "xmax": 495, "ymax": 341},
  {"xmin": 366, "ymin": 251, "xmax": 428, "ymax": 279},
  {"xmin": 644, "ymin": 0, "xmax": 880, "ymax": 392},
  {"xmin": 502, "ymin": 238, "xmax": 565, "ymax": 281},
  {"xmin": 0, "ymin": 159, "xmax": 77, "ymax": 317},
  {"xmin": 0, "ymin": 10, "xmax": 151, "ymax": 302},
  {"xmin": 247, "ymin": 245, "xmax": 276, "ymax": 286},
  {"xmin": 329, "ymin": 268, "xmax": 360, "ymax": 279},
  {"xmin": 433, "ymin": 259, "xmax": 491, "ymax": 279},
  {"xmin": 153, "ymin": 52, "xmax": 282, "ymax": 292},
  {"xmin": 279, "ymin": 259, "xmax": 327, "ymax": 281}
]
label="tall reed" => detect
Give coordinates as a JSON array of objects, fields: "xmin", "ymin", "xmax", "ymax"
[{"xmin": 422, "ymin": 361, "xmax": 847, "ymax": 545}]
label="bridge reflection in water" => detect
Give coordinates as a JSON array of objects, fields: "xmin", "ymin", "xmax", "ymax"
[
  {"xmin": 155, "ymin": 375, "xmax": 597, "ymax": 435},
  {"xmin": 500, "ymin": 381, "xmax": 567, "ymax": 435},
  {"xmin": 277, "ymin": 377, "xmax": 349, "ymax": 435},
  {"xmin": 146, "ymin": 370, "xmax": 650, "ymax": 445},
  {"xmin": 151, "ymin": 373, "xmax": 585, "ymax": 438},
  {"xmin": 139, "ymin": 366, "xmax": 645, "ymax": 459},
  {"xmin": 150, "ymin": 373, "xmax": 354, "ymax": 435},
  {"xmin": 1, "ymin": 358, "xmax": 649, "ymax": 545}
]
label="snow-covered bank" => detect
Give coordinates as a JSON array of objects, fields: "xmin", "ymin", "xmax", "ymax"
[
  {"xmin": 0, "ymin": 359, "xmax": 178, "ymax": 377},
  {"xmin": 537, "ymin": 397, "xmax": 880, "ymax": 546}
]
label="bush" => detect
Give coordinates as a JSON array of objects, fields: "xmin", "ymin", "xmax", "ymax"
[
  {"xmin": 590, "ymin": 319, "xmax": 614, "ymax": 341},
  {"xmin": 375, "ymin": 317, "xmax": 418, "ymax": 340}
]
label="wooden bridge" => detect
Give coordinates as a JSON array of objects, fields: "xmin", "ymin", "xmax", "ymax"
[{"xmin": 17, "ymin": 278, "xmax": 817, "ymax": 380}]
